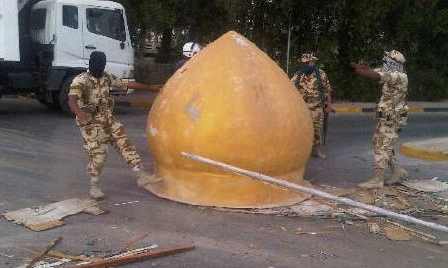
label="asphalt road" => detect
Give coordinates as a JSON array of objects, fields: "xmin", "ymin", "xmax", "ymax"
[{"xmin": 1, "ymin": 98, "xmax": 448, "ymax": 268}]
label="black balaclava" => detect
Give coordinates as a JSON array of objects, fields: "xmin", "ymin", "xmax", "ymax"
[{"xmin": 89, "ymin": 51, "xmax": 106, "ymax": 78}]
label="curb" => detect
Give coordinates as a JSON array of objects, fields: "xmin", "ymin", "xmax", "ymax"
[
  {"xmin": 4, "ymin": 95, "xmax": 448, "ymax": 113},
  {"xmin": 119, "ymin": 100, "xmax": 448, "ymax": 113},
  {"xmin": 399, "ymin": 138, "xmax": 448, "ymax": 161},
  {"xmin": 114, "ymin": 100, "xmax": 448, "ymax": 113},
  {"xmin": 333, "ymin": 107, "xmax": 448, "ymax": 113},
  {"xmin": 400, "ymin": 145, "xmax": 448, "ymax": 161},
  {"xmin": 114, "ymin": 103, "xmax": 448, "ymax": 113}
]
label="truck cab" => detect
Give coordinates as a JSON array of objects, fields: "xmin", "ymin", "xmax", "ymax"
[{"xmin": 0, "ymin": 0, "xmax": 134, "ymax": 114}]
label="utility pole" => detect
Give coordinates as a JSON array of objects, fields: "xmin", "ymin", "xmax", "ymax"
[{"xmin": 286, "ymin": 11, "xmax": 292, "ymax": 76}]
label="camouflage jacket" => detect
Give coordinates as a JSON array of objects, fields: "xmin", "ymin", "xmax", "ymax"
[
  {"xmin": 376, "ymin": 71, "xmax": 409, "ymax": 119},
  {"xmin": 291, "ymin": 69, "xmax": 332, "ymax": 109},
  {"xmin": 68, "ymin": 71, "xmax": 128, "ymax": 119}
]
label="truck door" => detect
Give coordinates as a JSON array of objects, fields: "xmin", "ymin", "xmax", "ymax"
[
  {"xmin": 55, "ymin": 4, "xmax": 84, "ymax": 68},
  {"xmin": 82, "ymin": 5, "xmax": 133, "ymax": 77}
]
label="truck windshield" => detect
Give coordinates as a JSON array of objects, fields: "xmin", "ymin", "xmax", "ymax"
[{"xmin": 86, "ymin": 8, "xmax": 125, "ymax": 42}]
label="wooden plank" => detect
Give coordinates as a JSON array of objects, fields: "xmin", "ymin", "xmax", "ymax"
[
  {"xmin": 49, "ymin": 250, "xmax": 100, "ymax": 262},
  {"xmin": 16, "ymin": 246, "xmax": 100, "ymax": 263},
  {"xmin": 4, "ymin": 198, "xmax": 100, "ymax": 231},
  {"xmin": 123, "ymin": 233, "xmax": 150, "ymax": 251},
  {"xmin": 28, "ymin": 220, "xmax": 65, "ymax": 231},
  {"xmin": 25, "ymin": 237, "xmax": 62, "ymax": 268},
  {"xmin": 64, "ymin": 244, "xmax": 195, "ymax": 268}
]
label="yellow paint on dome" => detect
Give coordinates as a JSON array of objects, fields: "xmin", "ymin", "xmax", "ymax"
[{"xmin": 146, "ymin": 31, "xmax": 313, "ymax": 208}]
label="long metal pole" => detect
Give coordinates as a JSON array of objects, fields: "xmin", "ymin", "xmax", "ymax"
[{"xmin": 181, "ymin": 152, "xmax": 448, "ymax": 234}]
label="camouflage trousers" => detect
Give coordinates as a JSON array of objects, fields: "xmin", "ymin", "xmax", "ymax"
[
  {"xmin": 77, "ymin": 116, "xmax": 141, "ymax": 177},
  {"xmin": 309, "ymin": 108, "xmax": 324, "ymax": 147},
  {"xmin": 372, "ymin": 118, "xmax": 401, "ymax": 171}
]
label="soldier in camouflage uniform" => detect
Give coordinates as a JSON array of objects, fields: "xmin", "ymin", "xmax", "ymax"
[
  {"xmin": 291, "ymin": 53, "xmax": 333, "ymax": 159},
  {"xmin": 350, "ymin": 50, "xmax": 408, "ymax": 189},
  {"xmin": 68, "ymin": 51, "xmax": 163, "ymax": 199}
]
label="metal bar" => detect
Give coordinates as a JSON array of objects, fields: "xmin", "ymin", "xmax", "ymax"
[{"xmin": 181, "ymin": 152, "xmax": 448, "ymax": 234}]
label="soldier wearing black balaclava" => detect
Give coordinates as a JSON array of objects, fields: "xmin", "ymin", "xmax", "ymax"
[
  {"xmin": 67, "ymin": 51, "xmax": 164, "ymax": 199},
  {"xmin": 89, "ymin": 51, "xmax": 107, "ymax": 78}
]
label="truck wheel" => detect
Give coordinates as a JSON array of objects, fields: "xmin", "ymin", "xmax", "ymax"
[
  {"xmin": 38, "ymin": 95, "xmax": 59, "ymax": 110},
  {"xmin": 59, "ymin": 76, "xmax": 75, "ymax": 116}
]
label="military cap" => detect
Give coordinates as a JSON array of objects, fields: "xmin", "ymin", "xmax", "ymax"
[{"xmin": 299, "ymin": 53, "xmax": 318, "ymax": 63}]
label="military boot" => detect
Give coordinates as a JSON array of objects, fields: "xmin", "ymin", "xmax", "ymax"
[
  {"xmin": 385, "ymin": 163, "xmax": 407, "ymax": 185},
  {"xmin": 358, "ymin": 169, "xmax": 384, "ymax": 189},
  {"xmin": 136, "ymin": 170, "xmax": 163, "ymax": 189},
  {"xmin": 90, "ymin": 183, "xmax": 106, "ymax": 199}
]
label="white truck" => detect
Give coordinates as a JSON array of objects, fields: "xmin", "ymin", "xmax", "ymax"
[{"xmin": 0, "ymin": 0, "xmax": 135, "ymax": 114}]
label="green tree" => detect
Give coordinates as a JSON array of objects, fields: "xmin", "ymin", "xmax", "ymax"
[
  {"xmin": 120, "ymin": 0, "xmax": 448, "ymax": 101},
  {"xmin": 120, "ymin": 0, "xmax": 229, "ymax": 63},
  {"xmin": 397, "ymin": 0, "xmax": 448, "ymax": 100}
]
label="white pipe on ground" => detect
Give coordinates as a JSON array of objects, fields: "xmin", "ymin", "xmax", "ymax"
[{"xmin": 181, "ymin": 152, "xmax": 448, "ymax": 234}]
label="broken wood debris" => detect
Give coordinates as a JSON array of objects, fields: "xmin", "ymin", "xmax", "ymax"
[
  {"xmin": 16, "ymin": 243, "xmax": 193, "ymax": 268},
  {"xmin": 29, "ymin": 258, "xmax": 72, "ymax": 268},
  {"xmin": 3, "ymin": 198, "xmax": 106, "ymax": 231},
  {"xmin": 105, "ymin": 244, "xmax": 158, "ymax": 259},
  {"xmin": 25, "ymin": 237, "xmax": 61, "ymax": 268},
  {"xmin": 215, "ymin": 199, "xmax": 334, "ymax": 218},
  {"xmin": 401, "ymin": 177, "xmax": 448, "ymax": 192},
  {"xmin": 212, "ymin": 185, "xmax": 448, "ymax": 244},
  {"xmin": 48, "ymin": 250, "xmax": 98, "ymax": 263},
  {"xmin": 384, "ymin": 219, "xmax": 448, "ymax": 244},
  {"xmin": 122, "ymin": 233, "xmax": 151, "ymax": 251},
  {"xmin": 63, "ymin": 244, "xmax": 195, "ymax": 268},
  {"xmin": 181, "ymin": 152, "xmax": 448, "ymax": 234},
  {"xmin": 383, "ymin": 225, "xmax": 411, "ymax": 241},
  {"xmin": 295, "ymin": 231, "xmax": 334, "ymax": 235}
]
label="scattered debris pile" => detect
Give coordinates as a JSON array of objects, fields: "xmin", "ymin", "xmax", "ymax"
[
  {"xmin": 219, "ymin": 178, "xmax": 448, "ymax": 244},
  {"xmin": 2, "ymin": 200, "xmax": 195, "ymax": 267},
  {"xmin": 184, "ymin": 153, "xmax": 448, "ymax": 244},
  {"xmin": 14, "ymin": 237, "xmax": 194, "ymax": 268}
]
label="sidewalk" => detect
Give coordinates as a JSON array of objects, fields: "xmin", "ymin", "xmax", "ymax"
[
  {"xmin": 331, "ymin": 101, "xmax": 448, "ymax": 113},
  {"xmin": 6, "ymin": 91, "xmax": 448, "ymax": 112},
  {"xmin": 400, "ymin": 138, "xmax": 448, "ymax": 161}
]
